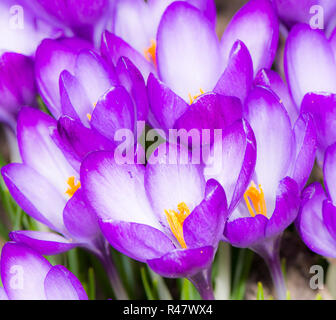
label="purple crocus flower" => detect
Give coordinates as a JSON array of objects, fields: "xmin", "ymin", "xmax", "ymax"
[
  {"xmin": 0, "ymin": 0, "xmax": 62, "ymax": 56},
  {"xmin": 205, "ymin": 87, "xmax": 316, "ymax": 299},
  {"xmin": 285, "ymin": 23, "xmax": 336, "ymax": 162},
  {"xmin": 35, "ymin": 37, "xmax": 148, "ymax": 155},
  {"xmin": 0, "ymin": 52, "xmax": 36, "ymax": 131},
  {"xmin": 25, "ymin": 0, "xmax": 115, "ymax": 45},
  {"xmin": 101, "ymin": 0, "xmax": 216, "ymax": 78},
  {"xmin": 271, "ymin": 0, "xmax": 336, "ymax": 34},
  {"xmin": 81, "ymin": 143, "xmax": 229, "ymax": 300},
  {"xmin": 0, "ymin": 242, "xmax": 87, "ymax": 300},
  {"xmin": 297, "ymin": 142, "xmax": 336, "ymax": 258},
  {"xmin": 103, "ymin": 0, "xmax": 278, "ymax": 88},
  {"xmin": 144, "ymin": 0, "xmax": 278, "ymax": 135},
  {"xmin": 1, "ymin": 107, "xmax": 127, "ymax": 299}
]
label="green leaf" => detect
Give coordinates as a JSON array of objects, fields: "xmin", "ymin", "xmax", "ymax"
[
  {"xmin": 140, "ymin": 267, "xmax": 155, "ymax": 300},
  {"xmin": 87, "ymin": 267, "xmax": 96, "ymax": 300},
  {"xmin": 256, "ymin": 282, "xmax": 264, "ymax": 300},
  {"xmin": 231, "ymin": 249, "xmax": 254, "ymax": 300}
]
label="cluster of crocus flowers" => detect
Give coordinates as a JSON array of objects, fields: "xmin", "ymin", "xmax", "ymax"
[{"xmin": 0, "ymin": 0, "xmax": 335, "ymax": 301}]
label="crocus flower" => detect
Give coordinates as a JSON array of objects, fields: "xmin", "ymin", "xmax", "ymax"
[
  {"xmin": 81, "ymin": 143, "xmax": 229, "ymax": 299},
  {"xmin": 144, "ymin": 0, "xmax": 278, "ymax": 133},
  {"xmin": 297, "ymin": 142, "xmax": 336, "ymax": 259},
  {"xmin": 0, "ymin": 0, "xmax": 62, "ymax": 56},
  {"xmin": 25, "ymin": 0, "xmax": 115, "ymax": 45},
  {"xmin": 285, "ymin": 23, "xmax": 336, "ymax": 162},
  {"xmin": 0, "ymin": 242, "xmax": 87, "ymax": 300},
  {"xmin": 1, "ymin": 107, "xmax": 127, "ymax": 299},
  {"xmin": 205, "ymin": 86, "xmax": 316, "ymax": 299},
  {"xmin": 35, "ymin": 38, "xmax": 148, "ymax": 152},
  {"xmin": 271, "ymin": 0, "xmax": 336, "ymax": 34},
  {"xmin": 101, "ymin": 0, "xmax": 216, "ymax": 78},
  {"xmin": 0, "ymin": 52, "xmax": 36, "ymax": 131}
]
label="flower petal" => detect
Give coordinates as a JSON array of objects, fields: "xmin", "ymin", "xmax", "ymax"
[
  {"xmin": 145, "ymin": 144, "xmax": 205, "ymax": 230},
  {"xmin": 285, "ymin": 24, "xmax": 336, "ymax": 107},
  {"xmin": 245, "ymin": 86, "xmax": 294, "ymax": 208},
  {"xmin": 1, "ymin": 242, "xmax": 51, "ymax": 300},
  {"xmin": 156, "ymin": 2, "xmax": 221, "ymax": 101},
  {"xmin": 220, "ymin": 0, "xmax": 279, "ymax": 75},
  {"xmin": 63, "ymin": 189, "xmax": 100, "ymax": 241},
  {"xmin": 35, "ymin": 38, "xmax": 92, "ymax": 117},
  {"xmin": 324, "ymin": 143, "xmax": 336, "ymax": 203},
  {"xmin": 204, "ymin": 119, "xmax": 257, "ymax": 213},
  {"xmin": 17, "ymin": 107, "xmax": 78, "ymax": 195},
  {"xmin": 81, "ymin": 151, "xmax": 160, "ymax": 228},
  {"xmin": 296, "ymin": 182, "xmax": 336, "ymax": 257},
  {"xmin": 9, "ymin": 231, "xmax": 78, "ymax": 255},
  {"xmin": 91, "ymin": 86, "xmax": 135, "ymax": 141},
  {"xmin": 214, "ymin": 40, "xmax": 253, "ymax": 103},
  {"xmin": 44, "ymin": 265, "xmax": 88, "ymax": 300},
  {"xmin": 265, "ymin": 177, "xmax": 300, "ymax": 238},
  {"xmin": 174, "ymin": 93, "xmax": 243, "ymax": 144},
  {"xmin": 57, "ymin": 116, "xmax": 115, "ymax": 162},
  {"xmin": 301, "ymin": 92, "xmax": 336, "ymax": 163},
  {"xmin": 183, "ymin": 179, "xmax": 227, "ymax": 248},
  {"xmin": 254, "ymin": 68, "xmax": 298, "ymax": 125},
  {"xmin": 289, "ymin": 113, "xmax": 317, "ymax": 191},
  {"xmin": 101, "ymin": 31, "xmax": 155, "ymax": 80},
  {"xmin": 224, "ymin": 214, "xmax": 268, "ymax": 248},
  {"xmin": 147, "ymin": 246, "xmax": 214, "ymax": 278},
  {"xmin": 116, "ymin": 56, "xmax": 149, "ymax": 121},
  {"xmin": 147, "ymin": 73, "xmax": 189, "ymax": 132},
  {"xmin": 99, "ymin": 220, "xmax": 175, "ymax": 262},
  {"xmin": 1, "ymin": 163, "xmax": 66, "ymax": 234}
]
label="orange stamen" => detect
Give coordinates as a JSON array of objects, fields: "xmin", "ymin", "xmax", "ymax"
[
  {"xmin": 144, "ymin": 39, "xmax": 157, "ymax": 67},
  {"xmin": 188, "ymin": 88, "xmax": 205, "ymax": 104},
  {"xmin": 165, "ymin": 202, "xmax": 191, "ymax": 248},
  {"xmin": 65, "ymin": 176, "xmax": 81, "ymax": 197},
  {"xmin": 243, "ymin": 181, "xmax": 267, "ymax": 218}
]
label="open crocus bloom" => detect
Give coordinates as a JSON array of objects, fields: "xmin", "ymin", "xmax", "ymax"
[
  {"xmin": 102, "ymin": 0, "xmax": 215, "ymax": 79},
  {"xmin": 297, "ymin": 143, "xmax": 336, "ymax": 258},
  {"xmin": 36, "ymin": 38, "xmax": 148, "ymax": 155},
  {"xmin": 207, "ymin": 86, "xmax": 316, "ymax": 299},
  {"xmin": 146, "ymin": 0, "xmax": 278, "ymax": 131},
  {"xmin": 1, "ymin": 108, "xmax": 103, "ymax": 257},
  {"xmin": 0, "ymin": 0, "xmax": 62, "ymax": 56},
  {"xmin": 81, "ymin": 144, "xmax": 228, "ymax": 299},
  {"xmin": 0, "ymin": 242, "xmax": 87, "ymax": 300},
  {"xmin": 0, "ymin": 52, "xmax": 36, "ymax": 131}
]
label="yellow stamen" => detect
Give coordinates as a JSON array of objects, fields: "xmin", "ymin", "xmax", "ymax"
[
  {"xmin": 164, "ymin": 202, "xmax": 191, "ymax": 248},
  {"xmin": 243, "ymin": 181, "xmax": 267, "ymax": 218},
  {"xmin": 65, "ymin": 176, "xmax": 81, "ymax": 197},
  {"xmin": 87, "ymin": 102, "xmax": 97, "ymax": 122},
  {"xmin": 188, "ymin": 88, "xmax": 205, "ymax": 104},
  {"xmin": 144, "ymin": 39, "xmax": 157, "ymax": 67}
]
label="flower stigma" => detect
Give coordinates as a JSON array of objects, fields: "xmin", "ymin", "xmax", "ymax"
[
  {"xmin": 165, "ymin": 202, "xmax": 191, "ymax": 248},
  {"xmin": 188, "ymin": 88, "xmax": 204, "ymax": 104},
  {"xmin": 65, "ymin": 176, "xmax": 81, "ymax": 197},
  {"xmin": 243, "ymin": 181, "xmax": 267, "ymax": 218},
  {"xmin": 144, "ymin": 39, "xmax": 157, "ymax": 67}
]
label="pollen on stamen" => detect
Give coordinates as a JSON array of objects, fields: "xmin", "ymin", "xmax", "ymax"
[
  {"xmin": 188, "ymin": 88, "xmax": 205, "ymax": 104},
  {"xmin": 164, "ymin": 202, "xmax": 191, "ymax": 249},
  {"xmin": 243, "ymin": 181, "xmax": 267, "ymax": 218},
  {"xmin": 65, "ymin": 176, "xmax": 81, "ymax": 197},
  {"xmin": 144, "ymin": 39, "xmax": 157, "ymax": 67}
]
